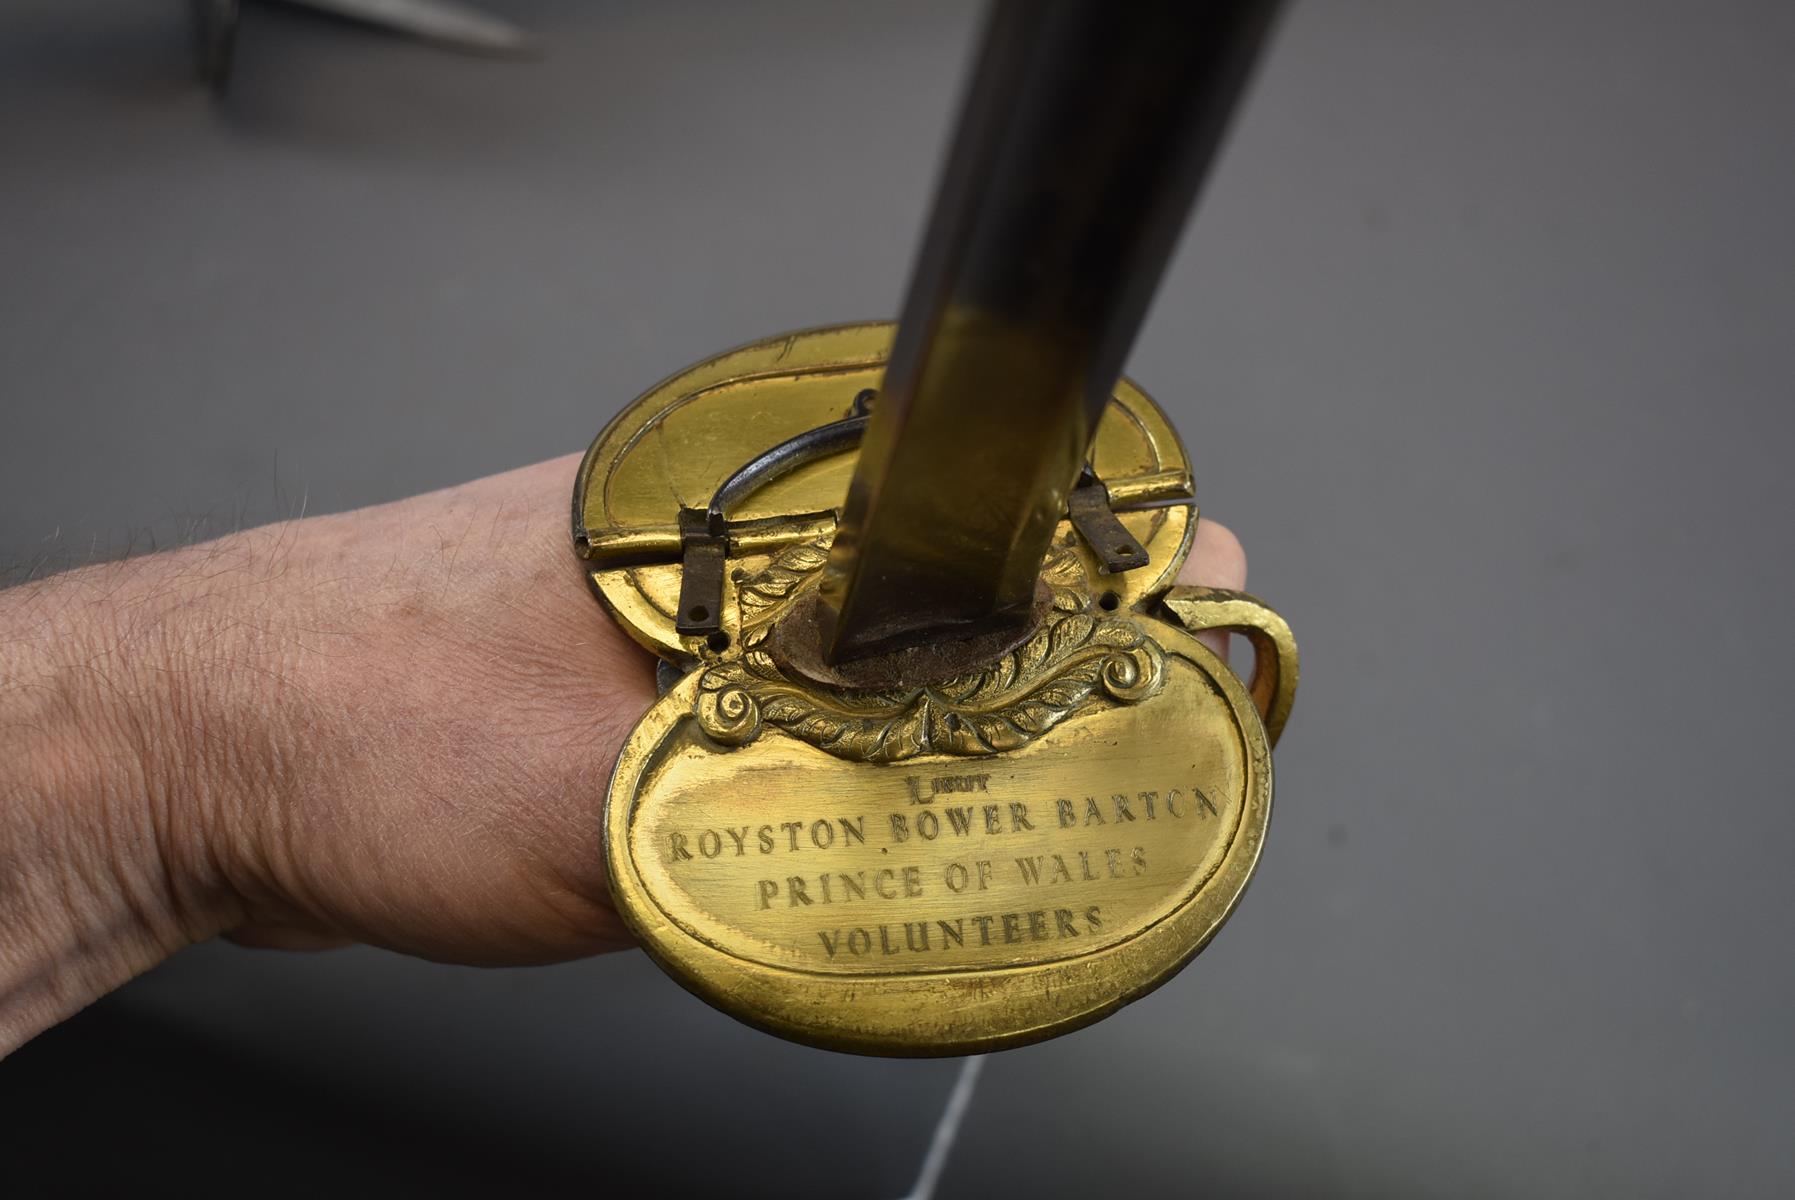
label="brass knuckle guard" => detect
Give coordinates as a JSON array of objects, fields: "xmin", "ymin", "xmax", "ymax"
[
  {"xmin": 575, "ymin": 325, "xmax": 1298, "ymax": 1056},
  {"xmin": 1160, "ymin": 587, "xmax": 1299, "ymax": 748}
]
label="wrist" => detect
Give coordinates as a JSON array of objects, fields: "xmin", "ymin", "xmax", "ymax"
[{"xmin": 0, "ymin": 542, "xmax": 290, "ymax": 1053}]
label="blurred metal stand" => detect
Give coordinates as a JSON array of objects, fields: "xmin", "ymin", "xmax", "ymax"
[{"xmin": 192, "ymin": 0, "xmax": 536, "ymax": 89}]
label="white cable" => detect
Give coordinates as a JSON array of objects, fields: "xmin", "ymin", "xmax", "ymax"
[{"xmin": 899, "ymin": 1054, "xmax": 986, "ymax": 1200}]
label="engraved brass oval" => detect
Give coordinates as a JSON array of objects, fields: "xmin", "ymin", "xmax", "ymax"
[{"xmin": 604, "ymin": 613, "xmax": 1270, "ymax": 1056}]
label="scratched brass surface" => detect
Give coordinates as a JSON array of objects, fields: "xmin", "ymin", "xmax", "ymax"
[
  {"xmin": 576, "ymin": 324, "xmax": 1297, "ymax": 1054},
  {"xmin": 573, "ymin": 323, "xmax": 1195, "ymax": 663}
]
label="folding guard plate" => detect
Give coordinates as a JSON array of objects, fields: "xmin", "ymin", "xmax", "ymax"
[{"xmin": 573, "ymin": 323, "xmax": 1296, "ymax": 1055}]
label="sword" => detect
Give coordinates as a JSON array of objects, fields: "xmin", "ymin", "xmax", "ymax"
[{"xmin": 573, "ymin": 0, "xmax": 1298, "ymax": 1055}]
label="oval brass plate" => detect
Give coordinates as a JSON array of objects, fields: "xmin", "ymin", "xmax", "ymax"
[
  {"xmin": 573, "ymin": 322, "xmax": 1195, "ymax": 662},
  {"xmin": 604, "ymin": 613, "xmax": 1270, "ymax": 1056}
]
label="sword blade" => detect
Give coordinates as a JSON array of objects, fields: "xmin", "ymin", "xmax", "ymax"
[{"xmin": 817, "ymin": 0, "xmax": 1279, "ymax": 663}]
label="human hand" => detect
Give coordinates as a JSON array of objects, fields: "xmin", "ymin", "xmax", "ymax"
[{"xmin": 0, "ymin": 453, "xmax": 1246, "ymax": 1052}]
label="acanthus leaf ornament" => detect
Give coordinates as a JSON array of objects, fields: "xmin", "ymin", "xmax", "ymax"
[{"xmin": 694, "ymin": 590, "xmax": 1167, "ymax": 763}]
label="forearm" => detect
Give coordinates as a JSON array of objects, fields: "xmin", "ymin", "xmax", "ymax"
[
  {"xmin": 0, "ymin": 541, "xmax": 283, "ymax": 1053},
  {"xmin": 0, "ymin": 460, "xmax": 653, "ymax": 1054}
]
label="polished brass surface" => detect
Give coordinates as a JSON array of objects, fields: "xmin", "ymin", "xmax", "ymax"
[
  {"xmin": 573, "ymin": 324, "xmax": 1195, "ymax": 664},
  {"xmin": 606, "ymin": 601, "xmax": 1270, "ymax": 1056},
  {"xmin": 573, "ymin": 325, "xmax": 1298, "ymax": 1055}
]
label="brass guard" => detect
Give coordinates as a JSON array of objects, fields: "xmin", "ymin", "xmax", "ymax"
[{"xmin": 575, "ymin": 323, "xmax": 1298, "ymax": 1055}]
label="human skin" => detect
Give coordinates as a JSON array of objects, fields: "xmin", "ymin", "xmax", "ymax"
[{"xmin": 0, "ymin": 453, "xmax": 1248, "ymax": 1055}]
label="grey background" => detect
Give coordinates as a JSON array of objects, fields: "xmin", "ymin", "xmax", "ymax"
[{"xmin": 2, "ymin": 1, "xmax": 1792, "ymax": 1196}]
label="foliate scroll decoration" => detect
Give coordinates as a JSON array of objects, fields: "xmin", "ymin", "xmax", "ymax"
[
  {"xmin": 735, "ymin": 536, "xmax": 1090, "ymax": 624},
  {"xmin": 736, "ymin": 538, "xmax": 833, "ymax": 623},
  {"xmin": 694, "ymin": 584, "xmax": 1166, "ymax": 763}
]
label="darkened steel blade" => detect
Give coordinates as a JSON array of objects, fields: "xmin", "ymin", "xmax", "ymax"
[{"xmin": 817, "ymin": 0, "xmax": 1279, "ymax": 664}]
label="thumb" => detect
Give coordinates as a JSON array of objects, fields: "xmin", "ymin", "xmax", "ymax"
[{"xmin": 1172, "ymin": 518, "xmax": 1247, "ymax": 661}]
